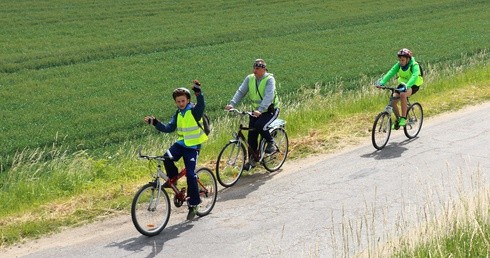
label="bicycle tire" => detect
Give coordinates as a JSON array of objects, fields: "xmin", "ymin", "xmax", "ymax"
[
  {"xmin": 372, "ymin": 111, "xmax": 392, "ymax": 150},
  {"xmin": 131, "ymin": 183, "xmax": 171, "ymax": 237},
  {"xmin": 195, "ymin": 167, "xmax": 218, "ymax": 217},
  {"xmin": 404, "ymin": 102, "xmax": 423, "ymax": 139},
  {"xmin": 262, "ymin": 127, "xmax": 289, "ymax": 172},
  {"xmin": 216, "ymin": 141, "xmax": 246, "ymax": 187}
]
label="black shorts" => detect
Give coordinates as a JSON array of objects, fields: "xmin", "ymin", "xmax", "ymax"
[
  {"xmin": 411, "ymin": 86, "xmax": 420, "ymax": 95},
  {"xmin": 399, "ymin": 84, "xmax": 420, "ymax": 95}
]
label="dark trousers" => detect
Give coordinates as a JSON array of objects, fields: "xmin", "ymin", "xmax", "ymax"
[
  {"xmin": 247, "ymin": 108, "xmax": 280, "ymax": 154},
  {"xmin": 163, "ymin": 143, "xmax": 200, "ymax": 206}
]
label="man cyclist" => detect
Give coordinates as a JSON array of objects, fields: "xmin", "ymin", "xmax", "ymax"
[
  {"xmin": 144, "ymin": 80, "xmax": 207, "ymax": 220},
  {"xmin": 225, "ymin": 59, "xmax": 280, "ymax": 170},
  {"xmin": 376, "ymin": 48, "xmax": 424, "ymax": 129}
]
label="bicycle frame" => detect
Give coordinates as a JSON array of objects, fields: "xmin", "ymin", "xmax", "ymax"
[
  {"xmin": 379, "ymin": 86, "xmax": 413, "ymax": 123},
  {"xmin": 226, "ymin": 109, "xmax": 283, "ymax": 164},
  {"xmin": 137, "ymin": 149, "xmax": 191, "ymax": 205}
]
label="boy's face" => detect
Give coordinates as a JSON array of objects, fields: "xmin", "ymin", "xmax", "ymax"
[
  {"xmin": 175, "ymin": 95, "xmax": 190, "ymax": 109},
  {"xmin": 398, "ymin": 56, "xmax": 410, "ymax": 67}
]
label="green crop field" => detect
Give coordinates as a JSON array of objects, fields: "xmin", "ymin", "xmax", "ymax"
[{"xmin": 1, "ymin": 0, "xmax": 489, "ymax": 166}]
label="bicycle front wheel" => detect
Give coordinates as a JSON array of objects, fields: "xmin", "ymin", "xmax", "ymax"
[
  {"xmin": 195, "ymin": 167, "xmax": 218, "ymax": 217},
  {"xmin": 216, "ymin": 141, "xmax": 246, "ymax": 187},
  {"xmin": 263, "ymin": 127, "xmax": 289, "ymax": 172},
  {"xmin": 404, "ymin": 102, "xmax": 423, "ymax": 139},
  {"xmin": 372, "ymin": 112, "xmax": 391, "ymax": 150},
  {"xmin": 131, "ymin": 183, "xmax": 171, "ymax": 237}
]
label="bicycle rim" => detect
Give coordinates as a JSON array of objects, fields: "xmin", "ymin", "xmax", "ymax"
[
  {"xmin": 263, "ymin": 128, "xmax": 289, "ymax": 172},
  {"xmin": 404, "ymin": 103, "xmax": 423, "ymax": 139},
  {"xmin": 216, "ymin": 141, "xmax": 246, "ymax": 187},
  {"xmin": 131, "ymin": 183, "xmax": 171, "ymax": 237},
  {"xmin": 195, "ymin": 167, "xmax": 218, "ymax": 216},
  {"xmin": 372, "ymin": 112, "xmax": 391, "ymax": 150}
]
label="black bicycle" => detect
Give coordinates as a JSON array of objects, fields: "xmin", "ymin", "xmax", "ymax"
[
  {"xmin": 372, "ymin": 86, "xmax": 423, "ymax": 150},
  {"xmin": 215, "ymin": 109, "xmax": 289, "ymax": 187}
]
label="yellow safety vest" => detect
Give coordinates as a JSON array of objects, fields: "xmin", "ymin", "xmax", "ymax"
[
  {"xmin": 176, "ymin": 109, "xmax": 208, "ymax": 146},
  {"xmin": 398, "ymin": 62, "xmax": 424, "ymax": 86},
  {"xmin": 247, "ymin": 74, "xmax": 279, "ymax": 109}
]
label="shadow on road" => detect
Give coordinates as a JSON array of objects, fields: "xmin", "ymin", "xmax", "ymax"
[
  {"xmin": 216, "ymin": 168, "xmax": 281, "ymax": 203},
  {"xmin": 106, "ymin": 221, "xmax": 195, "ymax": 257},
  {"xmin": 360, "ymin": 138, "xmax": 418, "ymax": 160}
]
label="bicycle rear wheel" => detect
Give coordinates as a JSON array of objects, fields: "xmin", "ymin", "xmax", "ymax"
[
  {"xmin": 263, "ymin": 127, "xmax": 289, "ymax": 172},
  {"xmin": 195, "ymin": 167, "xmax": 218, "ymax": 217},
  {"xmin": 372, "ymin": 111, "xmax": 391, "ymax": 150},
  {"xmin": 131, "ymin": 183, "xmax": 171, "ymax": 237},
  {"xmin": 404, "ymin": 102, "xmax": 423, "ymax": 139},
  {"xmin": 216, "ymin": 141, "xmax": 246, "ymax": 187}
]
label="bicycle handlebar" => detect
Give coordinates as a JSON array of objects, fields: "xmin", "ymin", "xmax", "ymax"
[
  {"xmin": 137, "ymin": 146, "xmax": 166, "ymax": 161},
  {"xmin": 376, "ymin": 85, "xmax": 402, "ymax": 93},
  {"xmin": 225, "ymin": 108, "xmax": 254, "ymax": 117}
]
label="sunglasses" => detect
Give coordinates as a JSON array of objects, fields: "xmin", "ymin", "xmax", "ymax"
[{"xmin": 253, "ymin": 63, "xmax": 266, "ymax": 69}]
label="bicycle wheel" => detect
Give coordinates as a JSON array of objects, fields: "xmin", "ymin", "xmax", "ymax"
[
  {"xmin": 372, "ymin": 111, "xmax": 392, "ymax": 150},
  {"xmin": 263, "ymin": 127, "xmax": 289, "ymax": 172},
  {"xmin": 131, "ymin": 183, "xmax": 171, "ymax": 237},
  {"xmin": 404, "ymin": 102, "xmax": 423, "ymax": 139},
  {"xmin": 216, "ymin": 141, "xmax": 246, "ymax": 187},
  {"xmin": 195, "ymin": 167, "xmax": 218, "ymax": 217}
]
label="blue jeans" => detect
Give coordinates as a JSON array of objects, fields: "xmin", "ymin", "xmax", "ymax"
[{"xmin": 163, "ymin": 143, "xmax": 201, "ymax": 206}]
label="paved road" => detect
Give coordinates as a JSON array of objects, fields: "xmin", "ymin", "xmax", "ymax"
[{"xmin": 2, "ymin": 102, "xmax": 489, "ymax": 258}]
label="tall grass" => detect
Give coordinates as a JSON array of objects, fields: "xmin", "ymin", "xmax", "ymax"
[{"xmin": 362, "ymin": 168, "xmax": 490, "ymax": 257}]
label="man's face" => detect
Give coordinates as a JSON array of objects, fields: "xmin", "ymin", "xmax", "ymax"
[
  {"xmin": 253, "ymin": 65, "xmax": 266, "ymax": 78},
  {"xmin": 175, "ymin": 95, "xmax": 190, "ymax": 109}
]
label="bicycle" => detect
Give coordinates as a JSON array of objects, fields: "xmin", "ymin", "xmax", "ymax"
[
  {"xmin": 215, "ymin": 108, "xmax": 289, "ymax": 187},
  {"xmin": 371, "ymin": 86, "xmax": 424, "ymax": 150},
  {"xmin": 131, "ymin": 147, "xmax": 218, "ymax": 236}
]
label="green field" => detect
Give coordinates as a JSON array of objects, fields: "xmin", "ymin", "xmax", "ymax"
[
  {"xmin": 1, "ymin": 0, "xmax": 489, "ymax": 163},
  {"xmin": 1, "ymin": 0, "xmax": 490, "ymax": 251}
]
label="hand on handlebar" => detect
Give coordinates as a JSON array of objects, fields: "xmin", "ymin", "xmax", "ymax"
[
  {"xmin": 375, "ymin": 79, "xmax": 384, "ymax": 88},
  {"xmin": 397, "ymin": 83, "xmax": 407, "ymax": 92},
  {"xmin": 225, "ymin": 104, "xmax": 234, "ymax": 111},
  {"xmin": 252, "ymin": 110, "xmax": 261, "ymax": 117}
]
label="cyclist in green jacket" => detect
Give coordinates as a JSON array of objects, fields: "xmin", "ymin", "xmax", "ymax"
[{"xmin": 376, "ymin": 48, "xmax": 424, "ymax": 129}]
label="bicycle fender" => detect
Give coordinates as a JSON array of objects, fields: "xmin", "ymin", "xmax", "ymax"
[{"xmin": 267, "ymin": 119, "xmax": 286, "ymax": 129}]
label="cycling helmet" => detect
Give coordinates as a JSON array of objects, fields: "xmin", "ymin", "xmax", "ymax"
[
  {"xmin": 172, "ymin": 87, "xmax": 191, "ymax": 100},
  {"xmin": 397, "ymin": 48, "xmax": 412, "ymax": 58}
]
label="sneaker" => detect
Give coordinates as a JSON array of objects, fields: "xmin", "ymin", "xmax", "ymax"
[
  {"xmin": 243, "ymin": 162, "xmax": 255, "ymax": 171},
  {"xmin": 398, "ymin": 117, "xmax": 406, "ymax": 127},
  {"xmin": 391, "ymin": 120, "xmax": 400, "ymax": 130},
  {"xmin": 265, "ymin": 142, "xmax": 277, "ymax": 154},
  {"xmin": 186, "ymin": 206, "xmax": 198, "ymax": 220}
]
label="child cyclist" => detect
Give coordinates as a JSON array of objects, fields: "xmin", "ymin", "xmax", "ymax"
[
  {"xmin": 144, "ymin": 80, "xmax": 208, "ymax": 220},
  {"xmin": 376, "ymin": 48, "xmax": 424, "ymax": 129}
]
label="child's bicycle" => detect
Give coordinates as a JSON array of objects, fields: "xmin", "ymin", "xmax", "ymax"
[
  {"xmin": 371, "ymin": 86, "xmax": 424, "ymax": 150},
  {"xmin": 131, "ymin": 147, "xmax": 218, "ymax": 236},
  {"xmin": 215, "ymin": 108, "xmax": 289, "ymax": 187}
]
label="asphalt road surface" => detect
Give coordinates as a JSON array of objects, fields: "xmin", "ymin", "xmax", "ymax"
[{"xmin": 2, "ymin": 102, "xmax": 489, "ymax": 258}]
